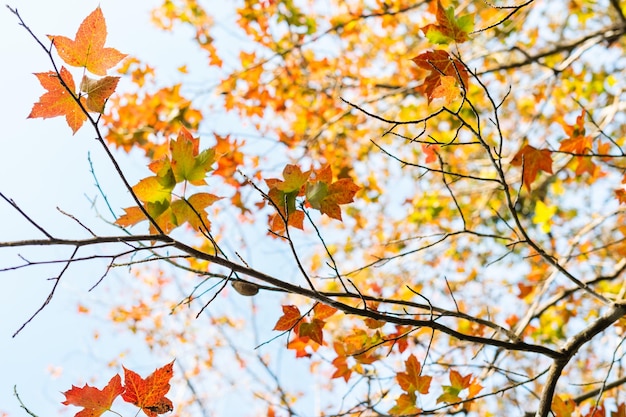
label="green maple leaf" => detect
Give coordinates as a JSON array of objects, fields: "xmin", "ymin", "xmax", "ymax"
[{"xmin": 170, "ymin": 128, "xmax": 216, "ymax": 185}]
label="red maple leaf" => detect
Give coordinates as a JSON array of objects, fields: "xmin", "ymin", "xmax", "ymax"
[
  {"xmin": 411, "ymin": 50, "xmax": 469, "ymax": 103},
  {"xmin": 28, "ymin": 66, "xmax": 87, "ymax": 134},
  {"xmin": 62, "ymin": 374, "xmax": 124, "ymax": 417},
  {"xmin": 511, "ymin": 144, "xmax": 554, "ymax": 191},
  {"xmin": 122, "ymin": 361, "xmax": 175, "ymax": 417},
  {"xmin": 48, "ymin": 7, "xmax": 127, "ymax": 76}
]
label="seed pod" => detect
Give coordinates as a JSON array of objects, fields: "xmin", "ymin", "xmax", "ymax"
[{"xmin": 232, "ymin": 280, "xmax": 259, "ymax": 296}]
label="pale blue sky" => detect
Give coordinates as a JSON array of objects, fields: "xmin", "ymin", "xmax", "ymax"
[{"xmin": 0, "ymin": 2, "xmax": 218, "ymax": 415}]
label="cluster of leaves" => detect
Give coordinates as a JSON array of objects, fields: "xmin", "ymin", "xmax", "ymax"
[
  {"xmin": 115, "ymin": 127, "xmax": 221, "ymax": 235},
  {"xmin": 265, "ymin": 164, "xmax": 360, "ymax": 234},
  {"xmin": 389, "ymin": 355, "xmax": 480, "ymax": 415},
  {"xmin": 62, "ymin": 362, "xmax": 174, "ymax": 417},
  {"xmin": 29, "ymin": 7, "xmax": 125, "ymax": 133},
  {"xmin": 9, "ymin": 0, "xmax": 626, "ymax": 416},
  {"xmin": 273, "ymin": 302, "xmax": 338, "ymax": 357}
]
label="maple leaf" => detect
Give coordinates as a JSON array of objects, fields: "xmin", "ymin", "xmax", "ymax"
[
  {"xmin": 306, "ymin": 166, "xmax": 360, "ymax": 221},
  {"xmin": 268, "ymin": 209, "xmax": 305, "ymax": 234},
  {"xmin": 80, "ymin": 75, "xmax": 120, "ymax": 113},
  {"xmin": 511, "ymin": 144, "xmax": 554, "ymax": 191},
  {"xmin": 28, "ymin": 66, "xmax": 87, "ymax": 134},
  {"xmin": 116, "ymin": 206, "xmax": 147, "ymax": 228},
  {"xmin": 49, "ymin": 7, "xmax": 127, "ymax": 76},
  {"xmin": 559, "ymin": 135, "xmax": 592, "ymax": 154},
  {"xmin": 287, "ymin": 336, "xmax": 314, "ymax": 358},
  {"xmin": 133, "ymin": 176, "xmax": 174, "ymax": 204},
  {"xmin": 431, "ymin": 75, "xmax": 461, "ymax": 106},
  {"xmin": 266, "ymin": 164, "xmax": 311, "ymax": 231},
  {"xmin": 170, "ymin": 128, "xmax": 216, "ymax": 185},
  {"xmin": 421, "ymin": 0, "xmax": 474, "ymax": 44},
  {"xmin": 62, "ymin": 374, "xmax": 124, "ymax": 417},
  {"xmin": 411, "ymin": 50, "xmax": 469, "ymax": 104},
  {"xmin": 422, "ymin": 143, "xmax": 440, "ymax": 164},
  {"xmin": 170, "ymin": 192, "xmax": 221, "ymax": 232},
  {"xmin": 273, "ymin": 305, "xmax": 302, "ymax": 331},
  {"xmin": 122, "ymin": 361, "xmax": 174, "ymax": 417},
  {"xmin": 313, "ymin": 303, "xmax": 338, "ymax": 320},
  {"xmin": 299, "ymin": 318, "xmax": 325, "ymax": 345},
  {"xmin": 331, "ymin": 355, "xmax": 352, "ymax": 382},
  {"xmin": 551, "ymin": 395, "xmax": 575, "ymax": 417},
  {"xmin": 389, "ymin": 392, "xmax": 421, "ymax": 416},
  {"xmin": 436, "ymin": 370, "xmax": 472, "ymax": 404},
  {"xmin": 396, "ymin": 354, "xmax": 432, "ymax": 395},
  {"xmin": 274, "ymin": 164, "xmax": 311, "ymax": 193}
]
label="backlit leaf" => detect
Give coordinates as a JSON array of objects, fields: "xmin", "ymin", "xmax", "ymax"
[
  {"xmin": 170, "ymin": 192, "xmax": 221, "ymax": 232},
  {"xmin": 299, "ymin": 318, "xmax": 325, "ymax": 345},
  {"xmin": 170, "ymin": 128, "xmax": 216, "ymax": 184},
  {"xmin": 396, "ymin": 354, "xmax": 432, "ymax": 395},
  {"xmin": 28, "ymin": 67, "xmax": 87, "ymax": 134},
  {"xmin": 511, "ymin": 144, "xmax": 554, "ymax": 191},
  {"xmin": 122, "ymin": 361, "xmax": 174, "ymax": 417},
  {"xmin": 62, "ymin": 374, "xmax": 123, "ymax": 417},
  {"xmin": 411, "ymin": 50, "xmax": 469, "ymax": 103},
  {"xmin": 273, "ymin": 305, "xmax": 301, "ymax": 331},
  {"xmin": 389, "ymin": 392, "xmax": 421, "ymax": 416},
  {"xmin": 48, "ymin": 7, "xmax": 127, "ymax": 76},
  {"xmin": 80, "ymin": 75, "xmax": 120, "ymax": 113},
  {"xmin": 421, "ymin": 0, "xmax": 474, "ymax": 44},
  {"xmin": 551, "ymin": 395, "xmax": 575, "ymax": 417}
]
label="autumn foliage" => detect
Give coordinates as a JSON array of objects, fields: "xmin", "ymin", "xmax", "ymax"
[
  {"xmin": 62, "ymin": 362, "xmax": 173, "ymax": 417},
  {"xmin": 5, "ymin": 0, "xmax": 626, "ymax": 417}
]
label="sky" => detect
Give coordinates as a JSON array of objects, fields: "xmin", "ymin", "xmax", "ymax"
[{"xmin": 0, "ymin": 1, "xmax": 217, "ymax": 415}]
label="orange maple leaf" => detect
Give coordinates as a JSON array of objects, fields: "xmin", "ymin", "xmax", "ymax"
[
  {"xmin": 431, "ymin": 75, "xmax": 461, "ymax": 105},
  {"xmin": 287, "ymin": 336, "xmax": 315, "ymax": 358},
  {"xmin": 313, "ymin": 302, "xmax": 338, "ymax": 320},
  {"xmin": 48, "ymin": 7, "xmax": 127, "ymax": 76},
  {"xmin": 62, "ymin": 374, "xmax": 124, "ymax": 417},
  {"xmin": 511, "ymin": 144, "xmax": 553, "ymax": 191},
  {"xmin": 273, "ymin": 305, "xmax": 302, "ymax": 331},
  {"xmin": 411, "ymin": 50, "xmax": 469, "ymax": 104},
  {"xmin": 28, "ymin": 66, "xmax": 87, "ymax": 134},
  {"xmin": 551, "ymin": 394, "xmax": 575, "ymax": 417},
  {"xmin": 122, "ymin": 361, "xmax": 174, "ymax": 417},
  {"xmin": 396, "ymin": 354, "xmax": 432, "ymax": 395},
  {"xmin": 422, "ymin": 142, "xmax": 440, "ymax": 163},
  {"xmin": 331, "ymin": 355, "xmax": 352, "ymax": 382}
]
